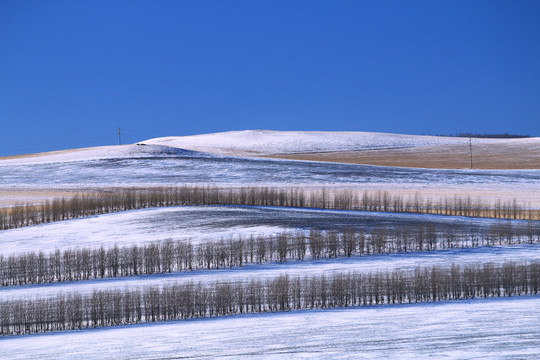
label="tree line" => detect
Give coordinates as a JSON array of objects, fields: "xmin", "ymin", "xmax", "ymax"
[
  {"xmin": 2, "ymin": 221, "xmax": 539, "ymax": 287},
  {"xmin": 449, "ymin": 133, "xmax": 530, "ymax": 139},
  {"xmin": 1, "ymin": 186, "xmax": 538, "ymax": 231},
  {"xmin": 1, "ymin": 261, "xmax": 538, "ymax": 335}
]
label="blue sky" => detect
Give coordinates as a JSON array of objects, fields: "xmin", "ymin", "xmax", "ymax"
[{"xmin": 1, "ymin": 0, "xmax": 539, "ymax": 156}]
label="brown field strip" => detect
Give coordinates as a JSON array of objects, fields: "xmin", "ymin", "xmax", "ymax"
[{"xmin": 265, "ymin": 142, "xmax": 540, "ymax": 169}]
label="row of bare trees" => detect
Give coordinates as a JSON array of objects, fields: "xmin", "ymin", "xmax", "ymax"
[
  {"xmin": 1, "ymin": 186, "xmax": 538, "ymax": 230},
  {"xmin": 1, "ymin": 261, "xmax": 538, "ymax": 335},
  {"xmin": 2, "ymin": 221, "xmax": 539, "ymax": 287}
]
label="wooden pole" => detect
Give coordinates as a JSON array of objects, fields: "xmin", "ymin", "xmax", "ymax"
[{"xmin": 469, "ymin": 137, "xmax": 473, "ymax": 169}]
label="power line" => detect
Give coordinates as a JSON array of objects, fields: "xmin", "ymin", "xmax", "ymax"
[{"xmin": 469, "ymin": 137, "xmax": 473, "ymax": 169}]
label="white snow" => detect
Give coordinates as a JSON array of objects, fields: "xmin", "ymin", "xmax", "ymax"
[
  {"xmin": 1, "ymin": 243, "xmax": 538, "ymax": 301},
  {"xmin": 1, "ymin": 130, "xmax": 539, "ymax": 357},
  {"xmin": 0, "ymin": 151, "xmax": 538, "ymax": 197},
  {"xmin": 2, "ymin": 205, "xmax": 537, "ymax": 301},
  {"xmin": 0, "ymin": 131, "xmax": 537, "ymax": 206},
  {"xmin": 0, "ymin": 144, "xmax": 211, "ymax": 166},
  {"xmin": 2, "ymin": 296, "xmax": 539, "ymax": 359},
  {"xmin": 0, "ymin": 205, "xmax": 524, "ymax": 256},
  {"xmin": 1, "ymin": 130, "xmax": 538, "ymax": 163},
  {"xmin": 141, "ymin": 129, "xmax": 518, "ymax": 155},
  {"xmin": 0, "ymin": 206, "xmax": 286, "ymax": 255}
]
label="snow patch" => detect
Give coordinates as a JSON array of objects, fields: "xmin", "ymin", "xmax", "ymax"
[
  {"xmin": 0, "ymin": 144, "xmax": 211, "ymax": 166},
  {"xmin": 2, "ymin": 297, "xmax": 539, "ymax": 359},
  {"xmin": 141, "ymin": 130, "xmax": 522, "ymax": 155}
]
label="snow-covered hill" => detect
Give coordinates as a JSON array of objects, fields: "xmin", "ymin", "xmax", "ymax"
[
  {"xmin": 141, "ymin": 130, "xmax": 518, "ymax": 155},
  {"xmin": 0, "ymin": 144, "xmax": 210, "ymax": 165},
  {"xmin": 0, "ymin": 130, "xmax": 537, "ymax": 206},
  {"xmin": 2, "ymin": 130, "xmax": 537, "ymax": 164},
  {"xmin": 1, "ymin": 130, "xmax": 539, "ymax": 358},
  {"xmin": 4, "ymin": 297, "xmax": 540, "ymax": 360}
]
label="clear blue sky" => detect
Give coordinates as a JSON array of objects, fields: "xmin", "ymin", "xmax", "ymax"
[{"xmin": 1, "ymin": 0, "xmax": 539, "ymax": 156}]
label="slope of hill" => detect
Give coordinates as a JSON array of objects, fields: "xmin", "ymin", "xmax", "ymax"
[
  {"xmin": 141, "ymin": 130, "xmax": 493, "ymax": 155},
  {"xmin": 2, "ymin": 130, "xmax": 538, "ymax": 169},
  {"xmin": 142, "ymin": 130, "xmax": 540, "ymax": 169},
  {"xmin": 0, "ymin": 144, "xmax": 212, "ymax": 165},
  {"xmin": 1, "ymin": 130, "xmax": 539, "ymax": 358},
  {"xmin": 0, "ymin": 131, "xmax": 539, "ymax": 207},
  {"xmin": 2, "ymin": 293, "xmax": 539, "ymax": 359},
  {"xmin": 269, "ymin": 137, "xmax": 540, "ymax": 169}
]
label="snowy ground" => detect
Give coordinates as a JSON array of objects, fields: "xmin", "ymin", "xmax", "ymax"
[
  {"xmin": 1, "ymin": 130, "xmax": 539, "ymax": 357},
  {"xmin": 1, "ymin": 205, "xmax": 538, "ymax": 300},
  {"xmin": 141, "ymin": 130, "xmax": 527, "ymax": 156},
  {"xmin": 2, "ymin": 243, "xmax": 539, "ymax": 301},
  {"xmin": 0, "ymin": 205, "xmax": 531, "ymax": 256},
  {"xmin": 0, "ymin": 145, "xmax": 538, "ymax": 192},
  {"xmin": 1, "ymin": 134, "xmax": 538, "ymax": 208},
  {"xmin": 0, "ymin": 143, "xmax": 210, "ymax": 165},
  {"xmin": 2, "ymin": 296, "xmax": 539, "ymax": 359}
]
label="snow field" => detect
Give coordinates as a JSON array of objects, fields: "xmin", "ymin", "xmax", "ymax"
[
  {"xmin": 1, "ymin": 296, "xmax": 539, "ymax": 359},
  {"xmin": 2, "ymin": 153, "xmax": 538, "ymax": 191},
  {"xmin": 0, "ymin": 144, "xmax": 210, "ymax": 166},
  {"xmin": 0, "ymin": 130, "xmax": 539, "ymax": 357},
  {"xmin": 1, "ymin": 243, "xmax": 539, "ymax": 301},
  {"xmin": 1, "ymin": 205, "xmax": 538, "ymax": 301},
  {"xmin": 0, "ymin": 205, "xmax": 531, "ymax": 256},
  {"xmin": 0, "ymin": 141, "xmax": 538, "ymax": 216},
  {"xmin": 141, "ymin": 130, "xmax": 525, "ymax": 155}
]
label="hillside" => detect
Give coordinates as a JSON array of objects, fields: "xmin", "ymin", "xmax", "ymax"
[
  {"xmin": 0, "ymin": 130, "xmax": 539, "ymax": 208},
  {"xmin": 1, "ymin": 130, "xmax": 539, "ymax": 359},
  {"xmin": 2, "ymin": 130, "xmax": 538, "ymax": 169},
  {"xmin": 141, "ymin": 130, "xmax": 491, "ymax": 155},
  {"xmin": 143, "ymin": 130, "xmax": 540, "ymax": 169}
]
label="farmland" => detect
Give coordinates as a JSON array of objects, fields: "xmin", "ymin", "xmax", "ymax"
[{"xmin": 0, "ymin": 131, "xmax": 539, "ymax": 358}]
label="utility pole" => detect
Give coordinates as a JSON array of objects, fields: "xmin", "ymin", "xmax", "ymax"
[
  {"xmin": 118, "ymin": 127, "xmax": 121, "ymax": 145},
  {"xmin": 469, "ymin": 136, "xmax": 473, "ymax": 169}
]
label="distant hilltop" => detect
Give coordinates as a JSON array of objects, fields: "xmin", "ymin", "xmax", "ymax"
[
  {"xmin": 141, "ymin": 130, "xmax": 510, "ymax": 156},
  {"xmin": 436, "ymin": 133, "xmax": 530, "ymax": 139},
  {"xmin": 2, "ymin": 130, "xmax": 538, "ymax": 170}
]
